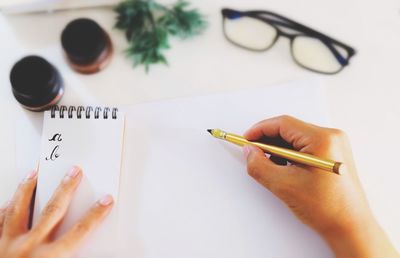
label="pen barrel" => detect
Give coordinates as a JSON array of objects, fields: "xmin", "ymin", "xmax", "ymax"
[{"xmin": 225, "ymin": 134, "xmax": 340, "ymax": 173}]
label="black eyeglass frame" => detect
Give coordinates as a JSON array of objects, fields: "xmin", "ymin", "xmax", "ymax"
[{"xmin": 221, "ymin": 8, "xmax": 356, "ymax": 75}]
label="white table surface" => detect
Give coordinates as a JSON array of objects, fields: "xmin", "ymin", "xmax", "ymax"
[{"xmin": 1, "ymin": 0, "xmax": 399, "ymax": 252}]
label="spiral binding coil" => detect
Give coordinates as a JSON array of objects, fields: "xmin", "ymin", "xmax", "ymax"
[{"xmin": 50, "ymin": 105, "xmax": 118, "ymax": 119}]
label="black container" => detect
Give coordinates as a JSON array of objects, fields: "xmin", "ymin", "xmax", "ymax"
[
  {"xmin": 61, "ymin": 18, "xmax": 113, "ymax": 74},
  {"xmin": 10, "ymin": 56, "xmax": 64, "ymax": 111}
]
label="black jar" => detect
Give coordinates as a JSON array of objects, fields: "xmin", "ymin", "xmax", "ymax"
[
  {"xmin": 10, "ymin": 55, "xmax": 64, "ymax": 112},
  {"xmin": 61, "ymin": 18, "xmax": 113, "ymax": 74}
]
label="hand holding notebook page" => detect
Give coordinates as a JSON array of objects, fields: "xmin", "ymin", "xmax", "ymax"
[{"xmin": 34, "ymin": 106, "xmax": 124, "ymax": 257}]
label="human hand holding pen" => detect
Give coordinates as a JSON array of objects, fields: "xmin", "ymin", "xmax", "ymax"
[
  {"xmin": 243, "ymin": 115, "xmax": 399, "ymax": 258},
  {"xmin": 0, "ymin": 167, "xmax": 113, "ymax": 258}
]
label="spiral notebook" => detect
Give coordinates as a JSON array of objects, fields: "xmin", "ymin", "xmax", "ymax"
[{"xmin": 34, "ymin": 106, "xmax": 124, "ymax": 257}]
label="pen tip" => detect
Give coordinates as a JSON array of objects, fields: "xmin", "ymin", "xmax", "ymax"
[{"xmin": 207, "ymin": 129, "xmax": 212, "ymax": 135}]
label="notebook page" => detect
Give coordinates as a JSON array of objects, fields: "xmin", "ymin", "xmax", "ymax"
[
  {"xmin": 34, "ymin": 107, "xmax": 124, "ymax": 257},
  {"xmin": 117, "ymin": 80, "xmax": 333, "ymax": 257}
]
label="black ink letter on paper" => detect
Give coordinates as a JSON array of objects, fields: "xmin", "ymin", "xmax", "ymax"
[
  {"xmin": 46, "ymin": 133, "xmax": 62, "ymax": 161},
  {"xmin": 45, "ymin": 145, "xmax": 60, "ymax": 161},
  {"xmin": 49, "ymin": 133, "xmax": 62, "ymax": 142}
]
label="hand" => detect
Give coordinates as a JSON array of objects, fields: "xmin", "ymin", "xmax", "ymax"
[
  {"xmin": 243, "ymin": 115, "xmax": 399, "ymax": 258},
  {"xmin": 0, "ymin": 167, "xmax": 114, "ymax": 258}
]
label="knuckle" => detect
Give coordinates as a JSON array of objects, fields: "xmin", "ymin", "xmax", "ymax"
[
  {"xmin": 328, "ymin": 128, "xmax": 346, "ymax": 138},
  {"xmin": 277, "ymin": 115, "xmax": 293, "ymax": 123},
  {"xmin": 17, "ymin": 178, "xmax": 36, "ymax": 191},
  {"xmin": 247, "ymin": 157, "xmax": 262, "ymax": 180},
  {"xmin": 20, "ymin": 239, "xmax": 34, "ymax": 254},
  {"xmin": 73, "ymin": 222, "xmax": 90, "ymax": 235},
  {"xmin": 6, "ymin": 204, "xmax": 20, "ymax": 218},
  {"xmin": 56, "ymin": 178, "xmax": 77, "ymax": 195},
  {"xmin": 46, "ymin": 243, "xmax": 70, "ymax": 258},
  {"xmin": 247, "ymin": 163, "xmax": 259, "ymax": 178},
  {"xmin": 42, "ymin": 203, "xmax": 63, "ymax": 217},
  {"xmin": 247, "ymin": 164, "xmax": 259, "ymax": 179},
  {"xmin": 316, "ymin": 128, "xmax": 346, "ymax": 146},
  {"xmin": 8, "ymin": 236, "xmax": 33, "ymax": 256},
  {"xmin": 15, "ymin": 182, "xmax": 28, "ymax": 195}
]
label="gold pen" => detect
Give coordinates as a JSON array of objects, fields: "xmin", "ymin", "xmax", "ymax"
[{"xmin": 207, "ymin": 129, "xmax": 342, "ymax": 174}]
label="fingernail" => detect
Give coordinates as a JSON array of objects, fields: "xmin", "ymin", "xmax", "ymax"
[
  {"xmin": 65, "ymin": 166, "xmax": 81, "ymax": 179},
  {"xmin": 243, "ymin": 145, "xmax": 252, "ymax": 158},
  {"xmin": 98, "ymin": 195, "xmax": 113, "ymax": 206},
  {"xmin": 25, "ymin": 170, "xmax": 38, "ymax": 180}
]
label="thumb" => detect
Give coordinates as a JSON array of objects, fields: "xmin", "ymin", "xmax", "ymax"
[{"xmin": 243, "ymin": 145, "xmax": 290, "ymax": 191}]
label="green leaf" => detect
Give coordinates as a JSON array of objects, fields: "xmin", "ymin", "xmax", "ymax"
[{"xmin": 114, "ymin": 0, "xmax": 207, "ymax": 72}]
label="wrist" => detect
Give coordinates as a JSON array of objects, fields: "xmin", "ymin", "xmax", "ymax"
[{"xmin": 321, "ymin": 212, "xmax": 398, "ymax": 258}]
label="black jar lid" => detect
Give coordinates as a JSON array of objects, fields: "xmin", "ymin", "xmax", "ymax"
[
  {"xmin": 10, "ymin": 56, "xmax": 63, "ymax": 108},
  {"xmin": 61, "ymin": 18, "xmax": 107, "ymax": 65}
]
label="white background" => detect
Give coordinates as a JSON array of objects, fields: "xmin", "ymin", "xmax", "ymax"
[{"xmin": 0, "ymin": 0, "xmax": 399, "ymax": 252}]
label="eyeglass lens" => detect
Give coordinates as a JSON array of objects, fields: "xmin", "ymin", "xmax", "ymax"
[{"xmin": 223, "ymin": 15, "xmax": 349, "ymax": 74}]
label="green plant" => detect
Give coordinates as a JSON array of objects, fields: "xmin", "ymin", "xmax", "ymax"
[{"xmin": 114, "ymin": 0, "xmax": 206, "ymax": 71}]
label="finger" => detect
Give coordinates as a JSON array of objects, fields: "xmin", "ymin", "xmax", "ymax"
[
  {"xmin": 0, "ymin": 202, "xmax": 9, "ymax": 238},
  {"xmin": 3, "ymin": 170, "xmax": 37, "ymax": 238},
  {"xmin": 29, "ymin": 166, "xmax": 82, "ymax": 243},
  {"xmin": 243, "ymin": 145, "xmax": 294, "ymax": 192},
  {"xmin": 54, "ymin": 195, "xmax": 114, "ymax": 252},
  {"xmin": 243, "ymin": 115, "xmax": 319, "ymax": 150}
]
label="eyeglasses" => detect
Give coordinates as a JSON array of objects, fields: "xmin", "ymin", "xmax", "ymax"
[{"xmin": 221, "ymin": 8, "xmax": 356, "ymax": 74}]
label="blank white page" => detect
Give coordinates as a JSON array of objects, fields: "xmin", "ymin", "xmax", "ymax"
[
  {"xmin": 34, "ymin": 107, "xmax": 124, "ymax": 257},
  {"xmin": 117, "ymin": 80, "xmax": 333, "ymax": 258}
]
